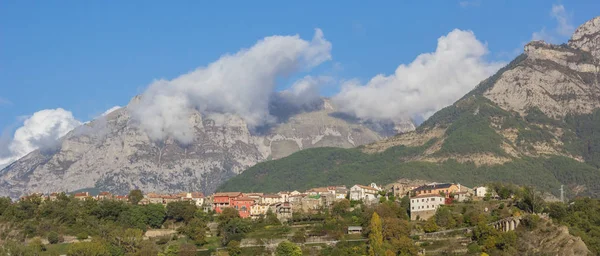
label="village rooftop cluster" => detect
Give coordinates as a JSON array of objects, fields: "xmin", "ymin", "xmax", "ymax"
[{"xmin": 21, "ymin": 181, "xmax": 493, "ymax": 222}]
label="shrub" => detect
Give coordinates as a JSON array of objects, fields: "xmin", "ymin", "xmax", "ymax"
[
  {"xmin": 76, "ymin": 232, "xmax": 89, "ymax": 240},
  {"xmin": 47, "ymin": 231, "xmax": 62, "ymax": 244}
]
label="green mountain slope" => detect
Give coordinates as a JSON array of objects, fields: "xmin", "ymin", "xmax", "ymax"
[{"xmin": 219, "ymin": 17, "xmax": 600, "ymax": 197}]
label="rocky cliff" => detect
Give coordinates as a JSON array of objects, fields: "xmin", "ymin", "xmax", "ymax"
[
  {"xmin": 220, "ymin": 16, "xmax": 600, "ymax": 198},
  {"xmin": 0, "ymin": 98, "xmax": 414, "ymax": 198}
]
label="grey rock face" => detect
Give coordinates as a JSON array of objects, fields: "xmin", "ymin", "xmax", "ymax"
[
  {"xmin": 0, "ymin": 99, "xmax": 414, "ymax": 198},
  {"xmin": 484, "ymin": 19, "xmax": 600, "ymax": 119}
]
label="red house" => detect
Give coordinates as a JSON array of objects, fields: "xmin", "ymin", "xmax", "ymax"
[
  {"xmin": 213, "ymin": 192, "xmax": 243, "ymax": 213},
  {"xmin": 232, "ymin": 197, "xmax": 255, "ymax": 218}
]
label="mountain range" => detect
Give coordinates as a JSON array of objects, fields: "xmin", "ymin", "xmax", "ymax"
[
  {"xmin": 219, "ymin": 16, "xmax": 600, "ymax": 198},
  {"xmin": 0, "ymin": 97, "xmax": 414, "ymax": 198}
]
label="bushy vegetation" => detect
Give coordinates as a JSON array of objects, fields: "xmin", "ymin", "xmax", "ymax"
[
  {"xmin": 220, "ymin": 144, "xmax": 600, "ymax": 198},
  {"xmin": 0, "ymin": 193, "xmax": 210, "ymax": 255},
  {"xmin": 547, "ymin": 198, "xmax": 600, "ymax": 255}
]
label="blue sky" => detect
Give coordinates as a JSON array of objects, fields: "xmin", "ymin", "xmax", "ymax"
[{"xmin": 0, "ymin": 1, "xmax": 599, "ymax": 166}]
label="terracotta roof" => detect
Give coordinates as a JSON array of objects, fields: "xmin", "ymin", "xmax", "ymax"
[
  {"xmin": 307, "ymin": 187, "xmax": 329, "ymax": 193},
  {"xmin": 354, "ymin": 184, "xmax": 378, "ymax": 191},
  {"xmin": 213, "ymin": 192, "xmax": 242, "ymax": 197},
  {"xmin": 99, "ymin": 192, "xmax": 111, "ymax": 196},
  {"xmin": 191, "ymin": 192, "xmax": 204, "ymax": 198},
  {"xmin": 74, "ymin": 192, "xmax": 89, "ymax": 197}
]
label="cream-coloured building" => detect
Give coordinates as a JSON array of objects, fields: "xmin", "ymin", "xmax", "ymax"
[
  {"xmin": 349, "ymin": 183, "xmax": 380, "ymax": 202},
  {"xmin": 410, "ymin": 194, "xmax": 445, "ymax": 220}
]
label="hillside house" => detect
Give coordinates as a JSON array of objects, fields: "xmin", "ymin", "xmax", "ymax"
[
  {"xmin": 335, "ymin": 187, "xmax": 349, "ymax": 200},
  {"xmin": 410, "ymin": 194, "xmax": 445, "ymax": 220},
  {"xmin": 181, "ymin": 192, "xmax": 204, "ymax": 206},
  {"xmin": 213, "ymin": 192, "xmax": 243, "ymax": 213},
  {"xmin": 97, "ymin": 192, "xmax": 112, "ymax": 200},
  {"xmin": 250, "ymin": 204, "xmax": 270, "ymax": 219},
  {"xmin": 232, "ymin": 197, "xmax": 255, "ymax": 218},
  {"xmin": 349, "ymin": 183, "xmax": 380, "ymax": 202},
  {"xmin": 413, "ymin": 183, "xmax": 459, "ymax": 198},
  {"xmin": 74, "ymin": 192, "xmax": 90, "ymax": 200},
  {"xmin": 270, "ymin": 202, "xmax": 293, "ymax": 222},
  {"xmin": 306, "ymin": 187, "xmax": 330, "ymax": 196},
  {"xmin": 261, "ymin": 194, "xmax": 283, "ymax": 204},
  {"xmin": 474, "ymin": 186, "xmax": 489, "ymax": 198}
]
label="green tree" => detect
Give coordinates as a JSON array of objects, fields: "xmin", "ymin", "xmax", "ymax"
[
  {"xmin": 227, "ymin": 240, "xmax": 242, "ymax": 256},
  {"xmin": 266, "ymin": 209, "xmax": 281, "ymax": 225},
  {"xmin": 423, "ymin": 218, "xmax": 439, "ymax": 233},
  {"xmin": 434, "ymin": 207, "xmax": 456, "ymax": 228},
  {"xmin": 0, "ymin": 197, "xmax": 11, "ymax": 216},
  {"xmin": 143, "ymin": 203, "xmax": 166, "ymax": 228},
  {"xmin": 166, "ymin": 201, "xmax": 197, "ymax": 223},
  {"xmin": 118, "ymin": 205, "xmax": 147, "ymax": 230},
  {"xmin": 291, "ymin": 228, "xmax": 307, "ymax": 243},
  {"xmin": 368, "ymin": 212, "xmax": 384, "ymax": 256},
  {"xmin": 178, "ymin": 218, "xmax": 207, "ymax": 245},
  {"xmin": 382, "ymin": 217, "xmax": 410, "ymax": 240},
  {"xmin": 47, "ymin": 231, "xmax": 62, "ymax": 244},
  {"xmin": 332, "ymin": 199, "xmax": 351, "ymax": 216},
  {"xmin": 67, "ymin": 241, "xmax": 111, "ymax": 256},
  {"xmin": 276, "ymin": 240, "xmax": 302, "ymax": 256},
  {"xmin": 390, "ymin": 236, "xmax": 418, "ymax": 256},
  {"xmin": 128, "ymin": 189, "xmax": 144, "ymax": 205}
]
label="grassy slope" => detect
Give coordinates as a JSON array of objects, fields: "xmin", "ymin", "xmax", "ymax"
[{"xmin": 219, "ymin": 54, "xmax": 600, "ymax": 197}]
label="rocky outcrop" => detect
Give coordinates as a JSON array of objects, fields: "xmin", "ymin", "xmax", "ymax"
[
  {"xmin": 569, "ymin": 16, "xmax": 600, "ymax": 59},
  {"xmin": 0, "ymin": 98, "xmax": 414, "ymax": 198},
  {"xmin": 484, "ymin": 40, "xmax": 600, "ymax": 119},
  {"xmin": 517, "ymin": 219, "xmax": 591, "ymax": 256}
]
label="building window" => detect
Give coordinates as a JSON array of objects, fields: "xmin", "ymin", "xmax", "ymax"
[{"xmin": 411, "ymin": 207, "xmax": 414, "ymax": 210}]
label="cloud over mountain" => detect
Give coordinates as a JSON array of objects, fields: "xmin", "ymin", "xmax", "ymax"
[
  {"xmin": 131, "ymin": 29, "xmax": 332, "ymax": 144},
  {"xmin": 332, "ymin": 29, "xmax": 504, "ymax": 122},
  {"xmin": 0, "ymin": 108, "xmax": 81, "ymax": 169}
]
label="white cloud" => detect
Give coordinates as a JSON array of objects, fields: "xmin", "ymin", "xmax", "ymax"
[
  {"xmin": 278, "ymin": 76, "xmax": 330, "ymax": 107},
  {"xmin": 0, "ymin": 108, "xmax": 81, "ymax": 169},
  {"xmin": 551, "ymin": 4, "xmax": 574, "ymax": 37},
  {"xmin": 131, "ymin": 29, "xmax": 332, "ymax": 144},
  {"xmin": 531, "ymin": 4, "xmax": 574, "ymax": 43},
  {"xmin": 332, "ymin": 29, "xmax": 505, "ymax": 122},
  {"xmin": 101, "ymin": 106, "xmax": 121, "ymax": 117}
]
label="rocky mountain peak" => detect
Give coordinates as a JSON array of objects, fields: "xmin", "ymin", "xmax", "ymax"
[{"xmin": 569, "ymin": 16, "xmax": 600, "ymax": 59}]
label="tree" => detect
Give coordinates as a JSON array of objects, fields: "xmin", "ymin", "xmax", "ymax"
[
  {"xmin": 0, "ymin": 197, "xmax": 11, "ymax": 216},
  {"xmin": 275, "ymin": 240, "xmax": 302, "ymax": 256},
  {"xmin": 178, "ymin": 218, "xmax": 207, "ymax": 245},
  {"xmin": 217, "ymin": 207, "xmax": 240, "ymax": 224},
  {"xmin": 118, "ymin": 205, "xmax": 147, "ymax": 230},
  {"xmin": 47, "ymin": 231, "xmax": 63, "ymax": 244},
  {"xmin": 128, "ymin": 189, "xmax": 144, "ymax": 205},
  {"xmin": 67, "ymin": 242, "xmax": 111, "ymax": 256},
  {"xmin": 166, "ymin": 201, "xmax": 197, "ymax": 222},
  {"xmin": 434, "ymin": 207, "xmax": 456, "ymax": 228},
  {"xmin": 143, "ymin": 203, "xmax": 166, "ymax": 228},
  {"xmin": 382, "ymin": 217, "xmax": 410, "ymax": 241},
  {"xmin": 291, "ymin": 228, "xmax": 307, "ymax": 243},
  {"xmin": 390, "ymin": 236, "xmax": 418, "ymax": 256},
  {"xmin": 266, "ymin": 209, "xmax": 281, "ymax": 225},
  {"xmin": 423, "ymin": 218, "xmax": 439, "ymax": 233},
  {"xmin": 368, "ymin": 212, "xmax": 384, "ymax": 256},
  {"xmin": 332, "ymin": 199, "xmax": 351, "ymax": 216},
  {"xmin": 227, "ymin": 240, "xmax": 242, "ymax": 256}
]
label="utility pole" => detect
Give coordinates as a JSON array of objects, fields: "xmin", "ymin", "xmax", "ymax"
[{"xmin": 560, "ymin": 185, "xmax": 564, "ymax": 203}]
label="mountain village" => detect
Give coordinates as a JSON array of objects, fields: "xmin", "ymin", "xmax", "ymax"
[{"xmin": 20, "ymin": 181, "xmax": 493, "ymax": 223}]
